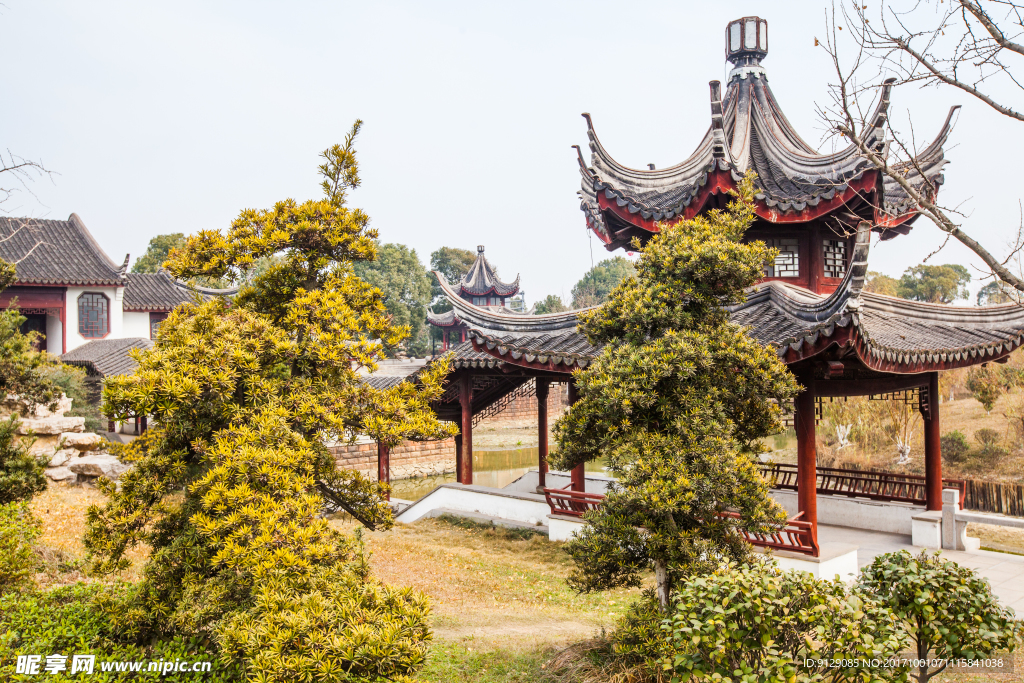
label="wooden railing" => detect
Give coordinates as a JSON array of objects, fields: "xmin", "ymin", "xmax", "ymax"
[
  {"xmin": 542, "ymin": 486, "xmax": 606, "ymax": 518},
  {"xmin": 542, "ymin": 487, "xmax": 819, "ymax": 557},
  {"xmin": 759, "ymin": 463, "xmax": 966, "ymax": 509},
  {"xmin": 718, "ymin": 510, "xmax": 819, "ymax": 557}
]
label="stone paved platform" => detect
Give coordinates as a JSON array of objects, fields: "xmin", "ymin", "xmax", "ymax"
[{"xmin": 819, "ymin": 524, "xmax": 1024, "ymax": 613}]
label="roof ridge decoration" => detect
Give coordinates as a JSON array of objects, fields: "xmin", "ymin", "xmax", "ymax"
[
  {"xmin": 458, "ymin": 245, "xmax": 521, "ymax": 297},
  {"xmin": 576, "ymin": 16, "xmax": 960, "ymax": 250}
]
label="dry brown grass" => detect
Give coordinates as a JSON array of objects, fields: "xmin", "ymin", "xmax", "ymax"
[
  {"xmin": 29, "ymin": 481, "xmax": 148, "ymax": 585},
  {"xmin": 329, "ymin": 516, "xmax": 640, "ymax": 648},
  {"xmin": 967, "ymin": 523, "xmax": 1024, "ymax": 555}
]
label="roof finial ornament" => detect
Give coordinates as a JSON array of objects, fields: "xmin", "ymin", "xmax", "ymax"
[
  {"xmin": 726, "ymin": 17, "xmax": 769, "ymax": 83},
  {"xmin": 477, "ymin": 245, "xmax": 485, "ymax": 253}
]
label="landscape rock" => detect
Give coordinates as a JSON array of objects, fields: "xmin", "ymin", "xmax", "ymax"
[
  {"xmin": 69, "ymin": 454, "xmax": 130, "ymax": 481},
  {"xmin": 17, "ymin": 416, "xmax": 86, "ymax": 435},
  {"xmin": 45, "ymin": 467, "xmax": 78, "ymax": 483},
  {"xmin": 30, "ymin": 396, "xmax": 74, "ymax": 419},
  {"xmin": 59, "ymin": 432, "xmax": 105, "ymax": 451},
  {"xmin": 49, "ymin": 448, "xmax": 79, "ymax": 467}
]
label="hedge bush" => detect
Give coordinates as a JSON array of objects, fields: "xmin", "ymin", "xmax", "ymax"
[{"xmin": 0, "ymin": 502, "xmax": 41, "ymax": 592}]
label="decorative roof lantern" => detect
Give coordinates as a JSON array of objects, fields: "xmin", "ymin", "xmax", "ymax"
[{"xmin": 725, "ymin": 16, "xmax": 768, "ymax": 67}]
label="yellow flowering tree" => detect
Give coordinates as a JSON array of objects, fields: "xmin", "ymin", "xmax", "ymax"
[
  {"xmin": 551, "ymin": 174, "xmax": 799, "ymax": 610},
  {"xmin": 85, "ymin": 122, "xmax": 456, "ymax": 682}
]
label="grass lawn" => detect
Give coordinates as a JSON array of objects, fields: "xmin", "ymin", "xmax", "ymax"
[{"xmin": 29, "ymin": 483, "xmax": 1024, "ymax": 683}]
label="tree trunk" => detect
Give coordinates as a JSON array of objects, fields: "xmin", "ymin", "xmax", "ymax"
[{"xmin": 655, "ymin": 559, "xmax": 670, "ymax": 612}]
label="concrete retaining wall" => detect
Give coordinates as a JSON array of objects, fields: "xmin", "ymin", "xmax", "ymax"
[
  {"xmin": 395, "ymin": 484, "xmax": 550, "ymax": 525},
  {"xmin": 771, "ymin": 489, "xmax": 923, "ymax": 536}
]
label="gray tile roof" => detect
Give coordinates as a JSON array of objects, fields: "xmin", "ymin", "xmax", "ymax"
[
  {"xmin": 61, "ymin": 338, "xmax": 153, "ymax": 377},
  {"xmin": 459, "ymin": 246, "xmax": 520, "ymax": 297},
  {"xmin": 577, "ymin": 61, "xmax": 956, "ymax": 246},
  {"xmin": 0, "ymin": 214, "xmax": 127, "ymax": 286},
  {"xmin": 123, "ymin": 271, "xmax": 236, "ymax": 311}
]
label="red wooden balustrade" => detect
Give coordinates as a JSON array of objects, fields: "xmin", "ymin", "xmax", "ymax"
[
  {"xmin": 717, "ymin": 510, "xmax": 819, "ymax": 557},
  {"xmin": 542, "ymin": 487, "xmax": 819, "ymax": 557},
  {"xmin": 542, "ymin": 486, "xmax": 606, "ymax": 518},
  {"xmin": 759, "ymin": 463, "xmax": 965, "ymax": 509}
]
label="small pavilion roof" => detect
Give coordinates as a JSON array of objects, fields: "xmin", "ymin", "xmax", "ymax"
[
  {"xmin": 61, "ymin": 337, "xmax": 153, "ymax": 378},
  {"xmin": 459, "ymin": 246, "xmax": 520, "ymax": 297},
  {"xmin": 0, "ymin": 214, "xmax": 127, "ymax": 286},
  {"xmin": 123, "ymin": 270, "xmax": 237, "ymax": 312},
  {"xmin": 576, "ymin": 19, "xmax": 958, "ymax": 249}
]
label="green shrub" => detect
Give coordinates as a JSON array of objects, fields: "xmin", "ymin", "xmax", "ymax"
[
  {"xmin": 0, "ymin": 582, "xmax": 243, "ymax": 682},
  {"xmin": 663, "ymin": 560, "xmax": 906, "ymax": 683},
  {"xmin": 609, "ymin": 590, "xmax": 670, "ymax": 667},
  {"xmin": 0, "ymin": 502, "xmax": 41, "ymax": 593},
  {"xmin": 40, "ymin": 364, "xmax": 104, "ymax": 433},
  {"xmin": 940, "ymin": 430, "xmax": 970, "ymax": 464},
  {"xmin": 967, "ymin": 367, "xmax": 1002, "ymax": 412},
  {"xmin": 0, "ymin": 415, "xmax": 47, "ymax": 504},
  {"xmin": 973, "ymin": 428, "xmax": 1008, "ymax": 464},
  {"xmin": 859, "ymin": 550, "xmax": 1022, "ymax": 683}
]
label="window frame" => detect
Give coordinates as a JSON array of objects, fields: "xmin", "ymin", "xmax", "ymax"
[{"xmin": 76, "ymin": 290, "xmax": 110, "ymax": 339}]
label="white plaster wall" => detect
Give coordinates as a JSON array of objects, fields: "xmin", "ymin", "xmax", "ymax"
[
  {"xmin": 45, "ymin": 315, "xmax": 63, "ymax": 354},
  {"xmin": 396, "ymin": 486, "xmax": 550, "ymax": 525},
  {"xmin": 771, "ymin": 490, "xmax": 922, "ymax": 536},
  {"xmin": 548, "ymin": 515, "xmax": 586, "ymax": 542},
  {"xmin": 122, "ymin": 312, "xmax": 151, "ymax": 339},
  {"xmin": 64, "ymin": 286, "xmax": 124, "ymax": 352},
  {"xmin": 772, "ymin": 548, "xmax": 860, "ymax": 580}
]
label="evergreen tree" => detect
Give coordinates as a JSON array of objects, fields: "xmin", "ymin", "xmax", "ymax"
[
  {"xmin": 353, "ymin": 243, "xmax": 431, "ymax": 357},
  {"xmin": 571, "ymin": 256, "xmax": 635, "ymax": 308},
  {"xmin": 85, "ymin": 122, "xmax": 457, "ymax": 681},
  {"xmin": 897, "ymin": 264, "xmax": 970, "ymax": 304},
  {"xmin": 131, "ymin": 233, "xmax": 187, "ymax": 273},
  {"xmin": 551, "ymin": 175, "xmax": 799, "ymax": 610},
  {"xmin": 534, "ymin": 294, "xmax": 569, "ymax": 314}
]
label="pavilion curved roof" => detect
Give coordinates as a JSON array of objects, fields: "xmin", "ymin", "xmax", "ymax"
[
  {"xmin": 425, "ymin": 224, "xmax": 1024, "ymax": 375},
  {"xmin": 459, "ymin": 246, "xmax": 520, "ymax": 297},
  {"xmin": 577, "ymin": 55, "xmax": 958, "ymax": 249}
]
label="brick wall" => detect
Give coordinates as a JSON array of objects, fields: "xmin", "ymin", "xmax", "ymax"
[{"xmin": 330, "ymin": 380, "xmax": 571, "ymax": 478}]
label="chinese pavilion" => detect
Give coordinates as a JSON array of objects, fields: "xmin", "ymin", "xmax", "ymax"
[
  {"xmin": 377, "ymin": 16, "xmax": 1024, "ymax": 555},
  {"xmin": 426, "ymin": 245, "xmax": 521, "ymax": 350}
]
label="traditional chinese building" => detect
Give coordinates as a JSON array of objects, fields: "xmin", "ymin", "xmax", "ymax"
[
  {"xmin": 0, "ymin": 214, "xmax": 233, "ymax": 379},
  {"xmin": 391, "ymin": 16, "xmax": 1024, "ymax": 556},
  {"xmin": 426, "ymin": 245, "xmax": 521, "ymax": 350}
]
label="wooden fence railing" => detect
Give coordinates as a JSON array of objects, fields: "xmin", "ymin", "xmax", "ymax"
[
  {"xmin": 962, "ymin": 479, "xmax": 1024, "ymax": 517},
  {"xmin": 759, "ymin": 463, "xmax": 966, "ymax": 509},
  {"xmin": 542, "ymin": 488, "xmax": 819, "ymax": 557},
  {"xmin": 717, "ymin": 510, "xmax": 819, "ymax": 557}
]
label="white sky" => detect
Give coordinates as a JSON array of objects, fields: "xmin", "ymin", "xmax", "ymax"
[{"xmin": 2, "ymin": 1, "xmax": 1022, "ymax": 305}]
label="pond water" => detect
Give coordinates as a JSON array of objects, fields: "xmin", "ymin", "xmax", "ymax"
[{"xmin": 389, "ymin": 446, "xmax": 608, "ymax": 501}]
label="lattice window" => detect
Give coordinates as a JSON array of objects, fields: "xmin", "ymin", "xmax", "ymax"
[
  {"xmin": 764, "ymin": 239, "xmax": 799, "ymax": 277},
  {"xmin": 823, "ymin": 239, "xmax": 848, "ymax": 279},
  {"xmin": 149, "ymin": 312, "xmax": 168, "ymax": 339},
  {"xmin": 77, "ymin": 293, "xmax": 108, "ymax": 338}
]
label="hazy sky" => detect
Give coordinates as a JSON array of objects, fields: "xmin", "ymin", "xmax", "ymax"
[{"xmin": 3, "ymin": 1, "xmax": 1022, "ymax": 304}]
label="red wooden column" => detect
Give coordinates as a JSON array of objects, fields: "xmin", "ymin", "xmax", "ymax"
[
  {"xmin": 536, "ymin": 378, "xmax": 550, "ymax": 489},
  {"xmin": 924, "ymin": 371, "xmax": 942, "ymax": 511},
  {"xmin": 568, "ymin": 381, "xmax": 585, "ymax": 492},
  {"xmin": 377, "ymin": 442, "xmax": 391, "ymax": 501},
  {"xmin": 795, "ymin": 379, "xmax": 817, "ymax": 542},
  {"xmin": 454, "ymin": 419, "xmax": 463, "ymax": 483},
  {"xmin": 459, "ymin": 375, "xmax": 473, "ymax": 485}
]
